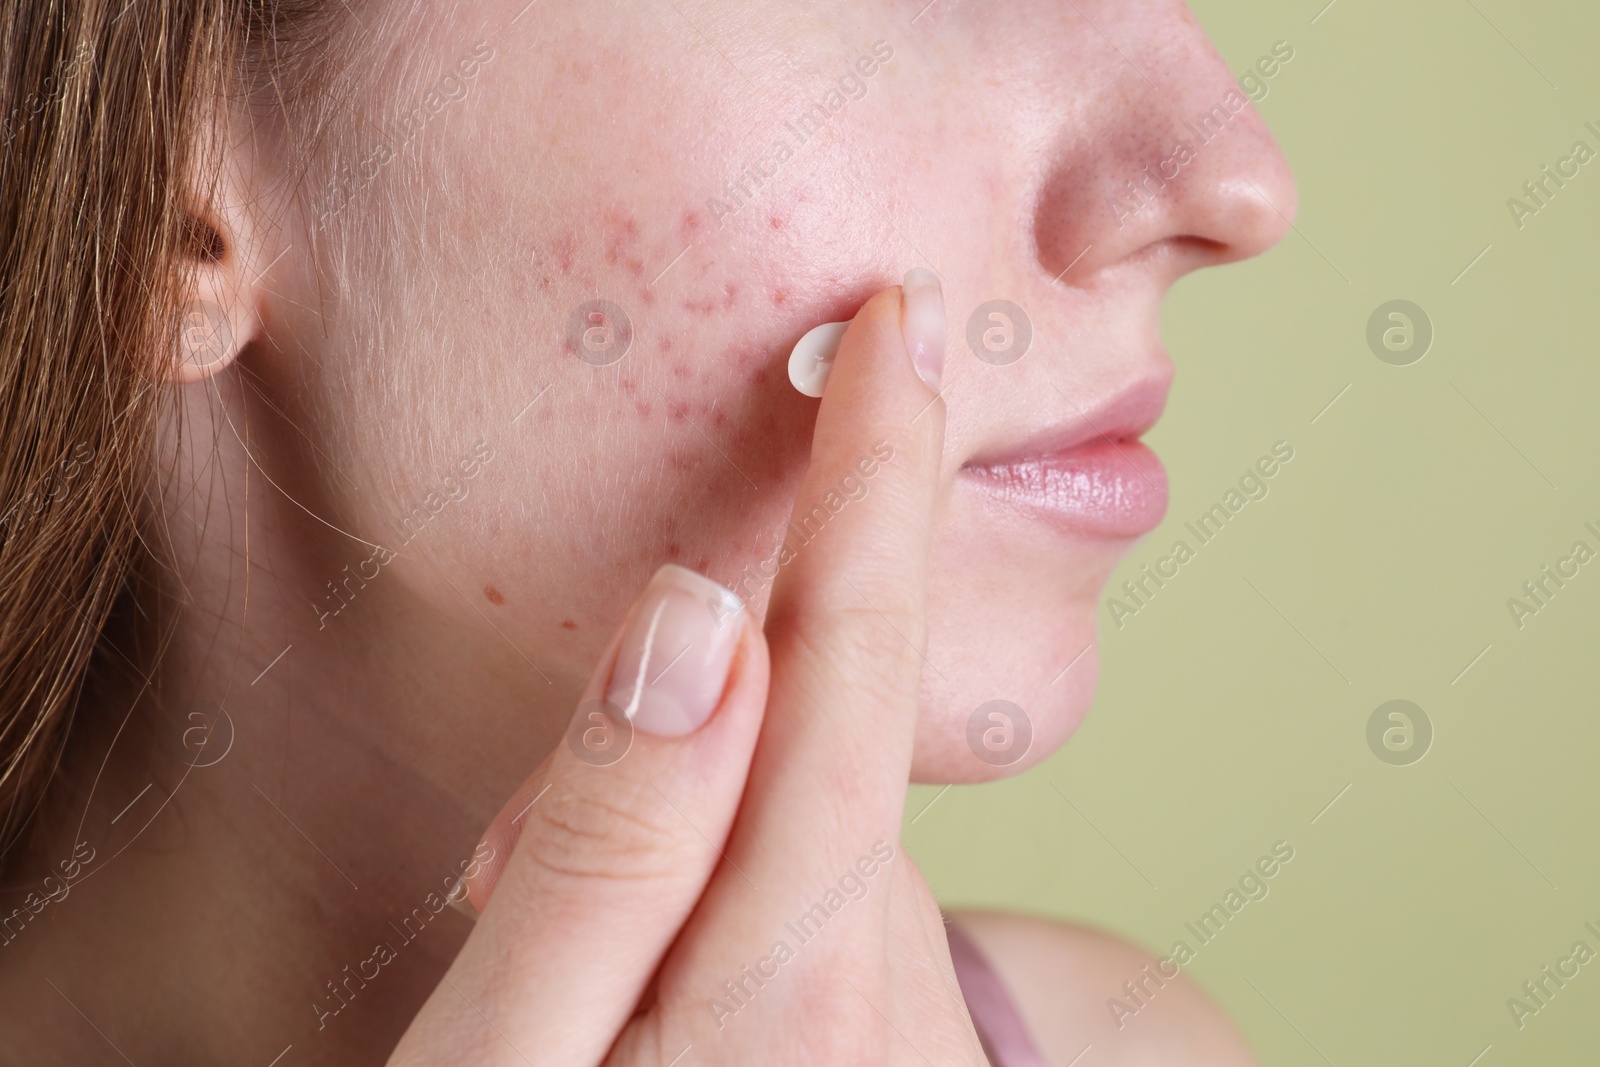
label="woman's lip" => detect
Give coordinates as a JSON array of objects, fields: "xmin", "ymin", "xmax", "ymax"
[
  {"xmin": 961, "ymin": 439, "xmax": 1169, "ymax": 538},
  {"xmin": 961, "ymin": 377, "xmax": 1171, "ymax": 469}
]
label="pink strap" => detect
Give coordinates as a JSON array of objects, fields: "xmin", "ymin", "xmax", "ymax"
[{"xmin": 945, "ymin": 920, "xmax": 1052, "ymax": 1067}]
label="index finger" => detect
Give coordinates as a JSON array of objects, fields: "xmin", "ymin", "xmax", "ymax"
[{"xmin": 692, "ymin": 269, "xmax": 948, "ymax": 946}]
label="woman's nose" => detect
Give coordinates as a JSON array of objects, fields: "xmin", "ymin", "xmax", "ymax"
[{"xmin": 1029, "ymin": 5, "xmax": 1299, "ymax": 287}]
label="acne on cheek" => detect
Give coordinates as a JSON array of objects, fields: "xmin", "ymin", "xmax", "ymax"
[{"xmin": 533, "ymin": 203, "xmax": 839, "ymax": 525}]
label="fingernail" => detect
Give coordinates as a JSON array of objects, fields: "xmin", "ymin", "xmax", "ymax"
[
  {"xmin": 445, "ymin": 876, "xmax": 479, "ymax": 921},
  {"xmin": 901, "ymin": 268, "xmax": 945, "ymax": 392},
  {"xmin": 605, "ymin": 565, "xmax": 744, "ymax": 736}
]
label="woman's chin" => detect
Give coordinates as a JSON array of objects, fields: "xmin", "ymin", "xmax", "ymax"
[{"xmin": 910, "ymin": 631, "xmax": 1101, "ymax": 785}]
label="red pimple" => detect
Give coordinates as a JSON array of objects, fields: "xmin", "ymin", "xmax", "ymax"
[
  {"xmin": 772, "ymin": 288, "xmax": 788, "ymax": 307},
  {"xmin": 635, "ymin": 400, "xmax": 653, "ymax": 417},
  {"xmin": 484, "ymin": 585, "xmax": 505, "ymax": 605},
  {"xmin": 768, "ymin": 215, "xmax": 784, "ymax": 230},
  {"xmin": 561, "ymin": 619, "xmax": 578, "ymax": 630},
  {"xmin": 665, "ymin": 542, "xmax": 682, "ymax": 559},
  {"xmin": 659, "ymin": 338, "xmax": 674, "ymax": 352},
  {"xmin": 603, "ymin": 208, "xmax": 639, "ymax": 237},
  {"xmin": 553, "ymin": 232, "xmax": 576, "ymax": 275},
  {"xmin": 723, "ymin": 284, "xmax": 739, "ymax": 309},
  {"xmin": 668, "ymin": 400, "xmax": 690, "ymax": 422}
]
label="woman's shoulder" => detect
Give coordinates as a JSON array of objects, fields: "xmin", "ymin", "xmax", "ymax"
[{"xmin": 946, "ymin": 909, "xmax": 1257, "ymax": 1067}]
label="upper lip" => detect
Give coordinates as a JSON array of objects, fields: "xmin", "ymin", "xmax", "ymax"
[{"xmin": 960, "ymin": 373, "xmax": 1173, "ymax": 469}]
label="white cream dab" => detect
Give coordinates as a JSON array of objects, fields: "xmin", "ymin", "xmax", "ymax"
[{"xmin": 787, "ymin": 321, "xmax": 850, "ymax": 398}]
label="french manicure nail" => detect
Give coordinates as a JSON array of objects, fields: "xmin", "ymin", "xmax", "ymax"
[
  {"xmin": 604, "ymin": 565, "xmax": 744, "ymax": 737},
  {"xmin": 901, "ymin": 267, "xmax": 945, "ymax": 392},
  {"xmin": 445, "ymin": 876, "xmax": 479, "ymax": 921}
]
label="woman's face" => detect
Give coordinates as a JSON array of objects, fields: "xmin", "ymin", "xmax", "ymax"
[{"xmin": 265, "ymin": 0, "xmax": 1295, "ymax": 781}]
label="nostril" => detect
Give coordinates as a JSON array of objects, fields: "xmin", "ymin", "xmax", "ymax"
[{"xmin": 1169, "ymin": 235, "xmax": 1231, "ymax": 263}]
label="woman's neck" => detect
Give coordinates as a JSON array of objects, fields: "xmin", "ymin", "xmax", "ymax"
[{"xmin": 1, "ymin": 397, "xmax": 579, "ymax": 1062}]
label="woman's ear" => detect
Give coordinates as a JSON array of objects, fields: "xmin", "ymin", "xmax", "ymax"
[{"xmin": 167, "ymin": 161, "xmax": 268, "ymax": 385}]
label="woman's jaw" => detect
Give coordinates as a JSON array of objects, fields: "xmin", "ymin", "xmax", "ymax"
[{"xmin": 201, "ymin": 0, "xmax": 1295, "ymax": 791}]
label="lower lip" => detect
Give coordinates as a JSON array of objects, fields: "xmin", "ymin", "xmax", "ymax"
[{"xmin": 961, "ymin": 440, "xmax": 1168, "ymax": 538}]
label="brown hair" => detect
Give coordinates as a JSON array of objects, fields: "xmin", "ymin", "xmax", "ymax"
[{"xmin": 0, "ymin": 0, "xmax": 334, "ymax": 863}]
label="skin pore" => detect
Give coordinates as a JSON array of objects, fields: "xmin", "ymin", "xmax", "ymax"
[{"xmin": 1, "ymin": 1, "xmax": 1293, "ymax": 1062}]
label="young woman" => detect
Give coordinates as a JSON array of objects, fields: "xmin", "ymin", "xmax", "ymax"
[{"xmin": 0, "ymin": 1, "xmax": 1296, "ymax": 1062}]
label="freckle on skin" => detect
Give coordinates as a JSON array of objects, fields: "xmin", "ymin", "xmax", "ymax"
[{"xmin": 484, "ymin": 586, "xmax": 505, "ymax": 605}]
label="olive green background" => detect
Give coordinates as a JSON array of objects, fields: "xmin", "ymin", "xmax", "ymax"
[{"xmin": 903, "ymin": 2, "xmax": 1600, "ymax": 1063}]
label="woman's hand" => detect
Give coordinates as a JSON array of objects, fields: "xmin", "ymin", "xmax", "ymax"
[{"xmin": 389, "ymin": 271, "xmax": 989, "ymax": 1066}]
